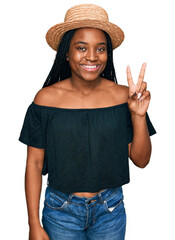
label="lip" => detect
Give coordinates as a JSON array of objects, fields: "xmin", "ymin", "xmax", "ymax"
[{"xmin": 81, "ymin": 65, "xmax": 100, "ymax": 72}]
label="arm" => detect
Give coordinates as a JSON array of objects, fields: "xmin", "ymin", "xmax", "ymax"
[
  {"xmin": 127, "ymin": 63, "xmax": 152, "ymax": 168},
  {"xmin": 128, "ymin": 114, "xmax": 152, "ymax": 168},
  {"xmin": 25, "ymin": 146, "xmax": 49, "ymax": 239}
]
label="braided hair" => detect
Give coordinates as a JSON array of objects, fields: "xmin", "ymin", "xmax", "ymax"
[{"xmin": 42, "ymin": 29, "xmax": 117, "ymax": 88}]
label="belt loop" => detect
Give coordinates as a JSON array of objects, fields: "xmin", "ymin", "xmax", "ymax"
[
  {"xmin": 97, "ymin": 192, "xmax": 104, "ymax": 204},
  {"xmin": 68, "ymin": 194, "xmax": 73, "ymax": 203}
]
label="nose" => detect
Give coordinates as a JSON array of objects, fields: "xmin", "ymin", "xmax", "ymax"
[{"xmin": 85, "ymin": 49, "xmax": 98, "ymax": 62}]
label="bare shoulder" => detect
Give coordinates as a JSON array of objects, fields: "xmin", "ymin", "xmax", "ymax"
[
  {"xmin": 115, "ymin": 84, "xmax": 129, "ymax": 97},
  {"xmin": 33, "ymin": 87, "xmax": 49, "ymax": 105},
  {"xmin": 101, "ymin": 78, "xmax": 129, "ymax": 104},
  {"xmin": 110, "ymin": 82, "xmax": 129, "ymax": 103},
  {"xmin": 33, "ymin": 83, "xmax": 62, "ymax": 105}
]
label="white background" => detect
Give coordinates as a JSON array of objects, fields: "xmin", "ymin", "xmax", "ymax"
[{"xmin": 1, "ymin": 0, "xmax": 174, "ymax": 239}]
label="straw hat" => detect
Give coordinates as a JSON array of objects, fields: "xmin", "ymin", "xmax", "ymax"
[{"xmin": 46, "ymin": 4, "xmax": 124, "ymax": 51}]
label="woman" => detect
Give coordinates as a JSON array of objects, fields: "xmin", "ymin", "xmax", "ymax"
[{"xmin": 19, "ymin": 4, "xmax": 156, "ymax": 240}]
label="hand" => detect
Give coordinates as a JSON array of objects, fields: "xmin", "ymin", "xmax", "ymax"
[
  {"xmin": 29, "ymin": 223, "xmax": 49, "ymax": 240},
  {"xmin": 126, "ymin": 63, "xmax": 151, "ymax": 117}
]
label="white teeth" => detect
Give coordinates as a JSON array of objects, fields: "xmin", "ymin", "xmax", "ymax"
[{"xmin": 82, "ymin": 65, "xmax": 98, "ymax": 69}]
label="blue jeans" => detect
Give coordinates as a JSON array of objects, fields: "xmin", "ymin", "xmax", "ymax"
[{"xmin": 42, "ymin": 185, "xmax": 126, "ymax": 240}]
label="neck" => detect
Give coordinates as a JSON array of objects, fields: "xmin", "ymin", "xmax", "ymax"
[{"xmin": 69, "ymin": 76, "xmax": 102, "ymax": 95}]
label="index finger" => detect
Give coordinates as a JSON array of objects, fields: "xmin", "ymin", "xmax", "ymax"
[
  {"xmin": 126, "ymin": 65, "xmax": 134, "ymax": 86},
  {"xmin": 137, "ymin": 63, "xmax": 147, "ymax": 88}
]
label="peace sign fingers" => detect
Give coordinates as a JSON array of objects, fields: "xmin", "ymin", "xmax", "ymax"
[
  {"xmin": 126, "ymin": 65, "xmax": 134, "ymax": 86},
  {"xmin": 127, "ymin": 65, "xmax": 137, "ymax": 97},
  {"xmin": 127, "ymin": 63, "xmax": 147, "ymax": 97},
  {"xmin": 137, "ymin": 63, "xmax": 147, "ymax": 90},
  {"xmin": 127, "ymin": 62, "xmax": 150, "ymax": 117}
]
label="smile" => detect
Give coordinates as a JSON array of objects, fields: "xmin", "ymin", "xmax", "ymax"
[{"xmin": 81, "ymin": 65, "xmax": 100, "ymax": 71}]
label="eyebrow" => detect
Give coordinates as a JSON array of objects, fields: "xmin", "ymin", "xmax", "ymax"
[{"xmin": 74, "ymin": 41, "xmax": 106, "ymax": 45}]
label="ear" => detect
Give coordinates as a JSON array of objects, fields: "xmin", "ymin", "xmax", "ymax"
[{"xmin": 66, "ymin": 52, "xmax": 69, "ymax": 61}]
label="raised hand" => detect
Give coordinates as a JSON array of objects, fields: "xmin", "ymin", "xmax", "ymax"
[{"xmin": 126, "ymin": 63, "xmax": 151, "ymax": 117}]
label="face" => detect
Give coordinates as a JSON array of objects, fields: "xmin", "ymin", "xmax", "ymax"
[{"xmin": 67, "ymin": 28, "xmax": 107, "ymax": 82}]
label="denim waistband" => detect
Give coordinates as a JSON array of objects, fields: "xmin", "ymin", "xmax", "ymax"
[{"xmin": 47, "ymin": 185, "xmax": 122, "ymax": 205}]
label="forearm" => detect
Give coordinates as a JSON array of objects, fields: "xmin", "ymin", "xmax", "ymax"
[
  {"xmin": 25, "ymin": 160, "xmax": 43, "ymax": 227},
  {"xmin": 130, "ymin": 114, "xmax": 152, "ymax": 168}
]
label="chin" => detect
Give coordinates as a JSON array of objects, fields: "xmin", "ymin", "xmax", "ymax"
[{"xmin": 81, "ymin": 73, "xmax": 101, "ymax": 82}]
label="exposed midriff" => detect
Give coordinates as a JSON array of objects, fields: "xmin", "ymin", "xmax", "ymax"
[{"xmin": 72, "ymin": 189, "xmax": 105, "ymax": 198}]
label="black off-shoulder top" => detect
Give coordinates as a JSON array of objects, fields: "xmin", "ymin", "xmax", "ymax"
[{"xmin": 18, "ymin": 101, "xmax": 156, "ymax": 193}]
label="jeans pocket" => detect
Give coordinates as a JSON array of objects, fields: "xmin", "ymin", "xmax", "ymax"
[
  {"xmin": 103, "ymin": 188, "xmax": 124, "ymax": 213},
  {"xmin": 45, "ymin": 190, "xmax": 68, "ymax": 210},
  {"xmin": 104, "ymin": 199, "xmax": 123, "ymax": 213}
]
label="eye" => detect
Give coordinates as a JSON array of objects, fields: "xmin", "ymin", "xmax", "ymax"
[
  {"xmin": 77, "ymin": 46, "xmax": 86, "ymax": 51},
  {"xmin": 97, "ymin": 48, "xmax": 106, "ymax": 52}
]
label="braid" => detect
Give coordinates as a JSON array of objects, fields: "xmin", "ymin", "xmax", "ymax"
[
  {"xmin": 42, "ymin": 29, "xmax": 76, "ymax": 88},
  {"xmin": 42, "ymin": 29, "xmax": 117, "ymax": 88},
  {"xmin": 100, "ymin": 31, "xmax": 117, "ymax": 83}
]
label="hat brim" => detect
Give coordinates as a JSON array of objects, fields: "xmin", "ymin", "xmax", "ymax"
[{"xmin": 46, "ymin": 20, "xmax": 124, "ymax": 51}]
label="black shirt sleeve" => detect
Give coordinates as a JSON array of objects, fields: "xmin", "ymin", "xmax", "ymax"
[
  {"xmin": 18, "ymin": 103, "xmax": 44, "ymax": 149},
  {"xmin": 127, "ymin": 109, "xmax": 156, "ymax": 144}
]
